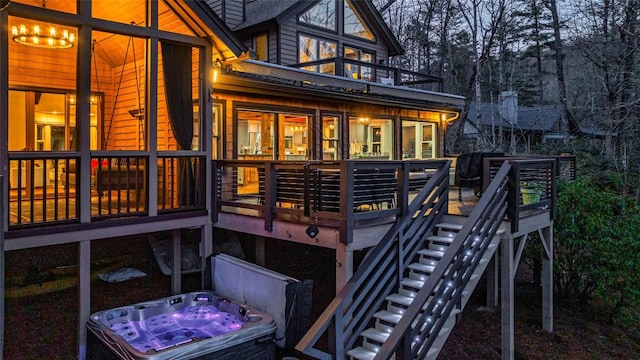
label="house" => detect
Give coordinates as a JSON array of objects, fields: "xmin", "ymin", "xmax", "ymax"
[
  {"xmin": 464, "ymin": 99, "xmax": 605, "ymax": 151},
  {"xmin": 0, "ymin": 1, "xmax": 565, "ymax": 359}
]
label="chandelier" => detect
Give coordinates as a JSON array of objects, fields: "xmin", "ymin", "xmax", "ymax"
[{"xmin": 12, "ymin": 23, "xmax": 76, "ymax": 49}]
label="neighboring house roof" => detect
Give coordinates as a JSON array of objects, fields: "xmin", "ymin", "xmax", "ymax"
[
  {"xmin": 465, "ymin": 102, "xmax": 607, "ymax": 138},
  {"xmin": 466, "ymin": 103, "xmax": 561, "ymax": 132},
  {"xmin": 234, "ymin": 0, "xmax": 404, "ymax": 56}
]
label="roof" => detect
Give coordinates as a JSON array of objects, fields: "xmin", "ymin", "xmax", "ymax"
[
  {"xmin": 466, "ymin": 103, "xmax": 562, "ymax": 132},
  {"xmin": 233, "ymin": 0, "xmax": 404, "ymax": 56},
  {"xmin": 180, "ymin": 0, "xmax": 249, "ymax": 61},
  {"xmin": 217, "ymin": 60, "xmax": 465, "ymax": 111}
]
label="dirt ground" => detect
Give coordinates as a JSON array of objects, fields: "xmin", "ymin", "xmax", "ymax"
[{"xmin": 3, "ymin": 235, "xmax": 640, "ymax": 359}]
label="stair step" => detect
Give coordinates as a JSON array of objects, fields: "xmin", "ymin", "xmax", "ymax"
[
  {"xmin": 401, "ymin": 277, "xmax": 425, "ymax": 291},
  {"xmin": 436, "ymin": 222, "xmax": 464, "ymax": 231},
  {"xmin": 386, "ymin": 293, "xmax": 414, "ymax": 307},
  {"xmin": 418, "ymin": 248, "xmax": 445, "ymax": 259},
  {"xmin": 362, "ymin": 328, "xmax": 391, "ymax": 344},
  {"xmin": 427, "ymin": 235, "xmax": 455, "ymax": 244},
  {"xmin": 374, "ymin": 310, "xmax": 402, "ymax": 325},
  {"xmin": 347, "ymin": 346, "xmax": 377, "ymax": 360}
]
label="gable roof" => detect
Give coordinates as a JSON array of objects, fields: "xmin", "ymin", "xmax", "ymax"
[
  {"xmin": 233, "ymin": 0, "xmax": 404, "ymax": 56},
  {"xmin": 180, "ymin": 1, "xmax": 249, "ymax": 61},
  {"xmin": 177, "ymin": 0, "xmax": 250, "ymax": 61}
]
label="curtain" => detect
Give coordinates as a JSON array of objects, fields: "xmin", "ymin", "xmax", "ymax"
[{"xmin": 161, "ymin": 41, "xmax": 195, "ymax": 205}]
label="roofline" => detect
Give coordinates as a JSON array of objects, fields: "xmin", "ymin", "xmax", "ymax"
[
  {"xmin": 220, "ymin": 60, "xmax": 465, "ymax": 111},
  {"xmin": 179, "ymin": 0, "xmax": 249, "ymax": 60}
]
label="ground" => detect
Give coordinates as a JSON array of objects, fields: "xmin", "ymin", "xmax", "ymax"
[{"xmin": 3, "ymin": 236, "xmax": 640, "ymax": 359}]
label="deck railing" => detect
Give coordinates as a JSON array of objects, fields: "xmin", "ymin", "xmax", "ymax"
[
  {"xmin": 8, "ymin": 152, "xmax": 78, "ymax": 227},
  {"xmin": 5, "ymin": 151, "xmax": 205, "ymax": 229},
  {"xmin": 290, "ymin": 56, "xmax": 443, "ymax": 91},
  {"xmin": 213, "ymin": 159, "xmax": 450, "ymax": 243},
  {"xmin": 484, "ymin": 157, "xmax": 558, "ymax": 232}
]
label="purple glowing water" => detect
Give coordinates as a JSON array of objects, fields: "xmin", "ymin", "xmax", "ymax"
[{"xmin": 108, "ymin": 304, "xmax": 244, "ymax": 353}]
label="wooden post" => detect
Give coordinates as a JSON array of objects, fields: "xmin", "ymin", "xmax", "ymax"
[
  {"xmin": 335, "ymin": 242, "xmax": 353, "ymax": 293},
  {"xmin": 255, "ymin": 236, "xmax": 266, "ymax": 266},
  {"xmin": 540, "ymin": 225, "xmax": 554, "ymax": 332},
  {"xmin": 501, "ymin": 234, "xmax": 514, "ymax": 360},
  {"xmin": 486, "ymin": 253, "xmax": 499, "ymax": 308},
  {"xmin": 0, "ymin": 176, "xmax": 5, "ymax": 358},
  {"xmin": 171, "ymin": 229, "xmax": 181, "ymax": 295},
  {"xmin": 78, "ymin": 240, "xmax": 91, "ymax": 360}
]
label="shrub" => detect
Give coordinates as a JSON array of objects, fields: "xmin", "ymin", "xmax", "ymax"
[{"xmin": 554, "ymin": 176, "xmax": 640, "ymax": 325}]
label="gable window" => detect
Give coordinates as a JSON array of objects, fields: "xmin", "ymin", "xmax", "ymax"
[
  {"xmin": 299, "ymin": 34, "xmax": 336, "ymax": 74},
  {"xmin": 344, "ymin": 0, "xmax": 374, "ymax": 40},
  {"xmin": 344, "ymin": 46, "xmax": 373, "ymax": 81},
  {"xmin": 253, "ymin": 32, "xmax": 268, "ymax": 61},
  {"xmin": 298, "ymin": 0, "xmax": 336, "ymax": 30}
]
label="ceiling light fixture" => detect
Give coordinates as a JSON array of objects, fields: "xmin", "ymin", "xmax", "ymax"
[{"xmin": 11, "ymin": 1, "xmax": 76, "ymax": 49}]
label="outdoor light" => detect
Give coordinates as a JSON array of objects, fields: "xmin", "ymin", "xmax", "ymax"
[{"xmin": 306, "ymin": 224, "xmax": 319, "ymax": 238}]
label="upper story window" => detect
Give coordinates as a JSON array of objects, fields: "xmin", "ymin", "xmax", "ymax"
[
  {"xmin": 298, "ymin": 0, "xmax": 336, "ymax": 31},
  {"xmin": 299, "ymin": 34, "xmax": 336, "ymax": 74},
  {"xmin": 344, "ymin": 46, "xmax": 374, "ymax": 80},
  {"xmin": 253, "ymin": 32, "xmax": 268, "ymax": 61},
  {"xmin": 344, "ymin": 0, "xmax": 374, "ymax": 40}
]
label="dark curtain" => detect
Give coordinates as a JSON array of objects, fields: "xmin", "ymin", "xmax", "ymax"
[{"xmin": 161, "ymin": 41, "xmax": 195, "ymax": 205}]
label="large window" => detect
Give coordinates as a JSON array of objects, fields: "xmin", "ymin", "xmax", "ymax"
[
  {"xmin": 344, "ymin": 0, "xmax": 374, "ymax": 40},
  {"xmin": 236, "ymin": 109, "xmax": 311, "ymax": 161},
  {"xmin": 348, "ymin": 116, "xmax": 393, "ymax": 159},
  {"xmin": 402, "ymin": 120, "xmax": 436, "ymax": 159},
  {"xmin": 298, "ymin": 0, "xmax": 336, "ymax": 30},
  {"xmin": 298, "ymin": 34, "xmax": 337, "ymax": 74}
]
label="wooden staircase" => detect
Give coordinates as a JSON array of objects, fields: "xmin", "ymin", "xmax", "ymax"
[
  {"xmin": 346, "ymin": 222, "xmax": 503, "ymax": 359},
  {"xmin": 296, "ymin": 161, "xmax": 513, "ymax": 360}
]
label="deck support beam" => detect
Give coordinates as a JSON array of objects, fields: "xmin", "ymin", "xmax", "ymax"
[
  {"xmin": 171, "ymin": 229, "xmax": 181, "ymax": 294},
  {"xmin": 540, "ymin": 224, "xmax": 553, "ymax": 332},
  {"xmin": 336, "ymin": 243, "xmax": 353, "ymax": 293},
  {"xmin": 501, "ymin": 234, "xmax": 515, "ymax": 360},
  {"xmin": 78, "ymin": 240, "xmax": 91, "ymax": 360}
]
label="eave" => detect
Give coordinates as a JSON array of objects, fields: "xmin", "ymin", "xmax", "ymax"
[{"xmin": 218, "ymin": 60, "xmax": 465, "ymax": 112}]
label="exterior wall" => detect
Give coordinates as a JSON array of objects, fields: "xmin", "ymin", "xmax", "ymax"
[
  {"xmin": 206, "ymin": 0, "xmax": 245, "ymax": 29},
  {"xmin": 213, "ymin": 90, "xmax": 445, "ymax": 160}
]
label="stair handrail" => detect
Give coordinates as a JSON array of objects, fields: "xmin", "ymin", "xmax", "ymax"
[
  {"xmin": 296, "ymin": 160, "xmax": 452, "ymax": 359},
  {"xmin": 375, "ymin": 161, "xmax": 512, "ymax": 359}
]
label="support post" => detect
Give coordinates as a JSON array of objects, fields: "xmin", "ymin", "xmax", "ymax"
[
  {"xmin": 255, "ymin": 236, "xmax": 265, "ymax": 266},
  {"xmin": 171, "ymin": 229, "xmax": 181, "ymax": 295},
  {"xmin": 540, "ymin": 224, "xmax": 554, "ymax": 332},
  {"xmin": 335, "ymin": 243, "xmax": 353, "ymax": 293},
  {"xmin": 486, "ymin": 252, "xmax": 499, "ymax": 308},
  {"xmin": 78, "ymin": 240, "xmax": 91, "ymax": 360},
  {"xmin": 501, "ymin": 234, "xmax": 514, "ymax": 360}
]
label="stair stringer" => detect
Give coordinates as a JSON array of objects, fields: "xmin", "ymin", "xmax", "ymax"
[{"xmin": 425, "ymin": 230, "xmax": 503, "ymax": 360}]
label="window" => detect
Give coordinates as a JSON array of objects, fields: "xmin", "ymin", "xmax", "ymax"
[
  {"xmin": 402, "ymin": 120, "xmax": 436, "ymax": 159},
  {"xmin": 344, "ymin": 0, "xmax": 374, "ymax": 40},
  {"xmin": 298, "ymin": 0, "xmax": 336, "ymax": 30},
  {"xmin": 344, "ymin": 46, "xmax": 374, "ymax": 81},
  {"xmin": 322, "ymin": 115, "xmax": 341, "ymax": 160},
  {"xmin": 298, "ymin": 34, "xmax": 336, "ymax": 74},
  {"xmin": 348, "ymin": 116, "xmax": 393, "ymax": 159},
  {"xmin": 253, "ymin": 32, "xmax": 268, "ymax": 61}
]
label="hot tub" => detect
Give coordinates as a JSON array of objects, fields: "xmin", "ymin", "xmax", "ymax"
[{"xmin": 87, "ymin": 291, "xmax": 276, "ymax": 360}]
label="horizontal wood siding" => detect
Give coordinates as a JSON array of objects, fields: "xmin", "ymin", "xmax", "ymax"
[
  {"xmin": 223, "ymin": 0, "xmax": 244, "ymax": 29},
  {"xmin": 8, "ymin": 42, "xmax": 76, "ymax": 89},
  {"xmin": 278, "ymin": 17, "xmax": 299, "ymax": 65}
]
